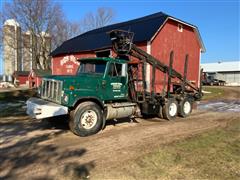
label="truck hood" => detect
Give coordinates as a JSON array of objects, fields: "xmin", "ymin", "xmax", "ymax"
[
  {"xmin": 43, "ymin": 74, "xmax": 103, "ymax": 90},
  {"xmin": 44, "ymin": 74, "xmax": 103, "ymax": 81}
]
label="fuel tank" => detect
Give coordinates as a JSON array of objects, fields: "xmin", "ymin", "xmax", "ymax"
[{"xmin": 106, "ymin": 102, "xmax": 139, "ymax": 120}]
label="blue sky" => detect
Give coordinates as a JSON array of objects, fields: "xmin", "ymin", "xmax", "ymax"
[{"xmin": 0, "ymin": 0, "xmax": 239, "ymax": 74}]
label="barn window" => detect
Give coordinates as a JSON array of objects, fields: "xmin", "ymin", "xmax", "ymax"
[{"xmin": 178, "ymin": 24, "xmax": 183, "ymax": 32}]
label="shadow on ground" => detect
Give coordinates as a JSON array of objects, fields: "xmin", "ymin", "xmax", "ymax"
[
  {"xmin": 0, "ymin": 115, "xmax": 71, "ymax": 146},
  {"xmin": 0, "ymin": 89, "xmax": 36, "ymax": 118},
  {"xmin": 0, "ymin": 116, "xmax": 94, "ymax": 179},
  {"xmin": 105, "ymin": 117, "xmax": 140, "ymax": 127}
]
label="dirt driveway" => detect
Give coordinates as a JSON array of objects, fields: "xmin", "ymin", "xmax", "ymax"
[{"xmin": 0, "ymin": 86, "xmax": 239, "ymax": 179}]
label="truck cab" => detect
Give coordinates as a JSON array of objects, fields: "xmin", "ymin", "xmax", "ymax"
[
  {"xmin": 49, "ymin": 57, "xmax": 129, "ymax": 108},
  {"xmin": 27, "ymin": 57, "xmax": 137, "ymax": 136}
]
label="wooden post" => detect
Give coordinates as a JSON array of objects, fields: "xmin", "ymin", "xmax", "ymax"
[
  {"xmin": 182, "ymin": 54, "xmax": 188, "ymax": 93},
  {"xmin": 167, "ymin": 51, "xmax": 174, "ymax": 98},
  {"xmin": 151, "ymin": 63, "xmax": 156, "ymax": 99},
  {"xmin": 142, "ymin": 61, "xmax": 146, "ymax": 101}
]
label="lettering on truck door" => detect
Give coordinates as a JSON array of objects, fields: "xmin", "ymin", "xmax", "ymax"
[{"xmin": 104, "ymin": 62, "xmax": 128, "ymax": 100}]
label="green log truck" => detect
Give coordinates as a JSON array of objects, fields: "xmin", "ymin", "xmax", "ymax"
[{"xmin": 26, "ymin": 30, "xmax": 202, "ymax": 136}]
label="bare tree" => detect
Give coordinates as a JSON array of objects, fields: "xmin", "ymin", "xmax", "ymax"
[
  {"xmin": 1, "ymin": 0, "xmax": 70, "ymax": 70},
  {"xmin": 1, "ymin": 2, "xmax": 114, "ymax": 71},
  {"xmin": 48, "ymin": 7, "xmax": 114, "ymax": 49},
  {"xmin": 0, "ymin": 10, "xmax": 3, "ymax": 51},
  {"xmin": 81, "ymin": 7, "xmax": 115, "ymax": 32},
  {"xmin": 50, "ymin": 17, "xmax": 81, "ymax": 50},
  {"xmin": 0, "ymin": 10, "xmax": 3, "ymax": 75}
]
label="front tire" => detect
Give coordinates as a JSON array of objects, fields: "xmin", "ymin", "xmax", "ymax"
[
  {"xmin": 69, "ymin": 101, "xmax": 103, "ymax": 137},
  {"xmin": 162, "ymin": 98, "xmax": 178, "ymax": 120}
]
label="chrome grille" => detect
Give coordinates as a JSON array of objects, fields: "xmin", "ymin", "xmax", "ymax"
[{"xmin": 41, "ymin": 79, "xmax": 63, "ymax": 103}]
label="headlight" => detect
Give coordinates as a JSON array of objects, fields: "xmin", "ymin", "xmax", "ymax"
[
  {"xmin": 63, "ymin": 94, "xmax": 68, "ymax": 103},
  {"xmin": 37, "ymin": 87, "xmax": 41, "ymax": 96}
]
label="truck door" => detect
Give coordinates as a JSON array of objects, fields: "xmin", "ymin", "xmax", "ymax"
[{"xmin": 103, "ymin": 62, "xmax": 128, "ymax": 100}]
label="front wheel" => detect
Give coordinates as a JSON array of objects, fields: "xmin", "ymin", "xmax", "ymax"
[
  {"xmin": 69, "ymin": 101, "xmax": 103, "ymax": 137},
  {"xmin": 162, "ymin": 98, "xmax": 178, "ymax": 120}
]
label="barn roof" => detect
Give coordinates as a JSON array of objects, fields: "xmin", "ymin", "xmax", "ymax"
[
  {"xmin": 14, "ymin": 71, "xmax": 30, "ymax": 76},
  {"xmin": 51, "ymin": 12, "xmax": 205, "ymax": 57},
  {"xmin": 31, "ymin": 69, "xmax": 52, "ymax": 77}
]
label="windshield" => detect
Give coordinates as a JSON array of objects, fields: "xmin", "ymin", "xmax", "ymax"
[{"xmin": 77, "ymin": 60, "xmax": 107, "ymax": 75}]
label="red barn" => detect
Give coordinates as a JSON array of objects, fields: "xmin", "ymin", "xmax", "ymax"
[
  {"xmin": 28, "ymin": 69, "xmax": 51, "ymax": 88},
  {"xmin": 13, "ymin": 71, "xmax": 30, "ymax": 85},
  {"xmin": 50, "ymin": 12, "xmax": 205, "ymax": 93}
]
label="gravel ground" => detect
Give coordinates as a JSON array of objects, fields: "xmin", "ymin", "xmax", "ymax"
[{"xmin": 0, "ymin": 86, "xmax": 239, "ymax": 179}]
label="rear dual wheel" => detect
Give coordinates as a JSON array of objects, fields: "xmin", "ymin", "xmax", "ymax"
[
  {"xmin": 160, "ymin": 97, "xmax": 193, "ymax": 120},
  {"xmin": 162, "ymin": 98, "xmax": 178, "ymax": 120},
  {"xmin": 178, "ymin": 98, "xmax": 193, "ymax": 118}
]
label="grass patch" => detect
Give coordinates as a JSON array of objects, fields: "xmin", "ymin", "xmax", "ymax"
[
  {"xmin": 202, "ymin": 86, "xmax": 226, "ymax": 100},
  {"xmin": 100, "ymin": 118, "xmax": 240, "ymax": 179}
]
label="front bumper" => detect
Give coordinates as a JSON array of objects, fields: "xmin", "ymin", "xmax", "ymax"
[{"xmin": 26, "ymin": 97, "xmax": 68, "ymax": 119}]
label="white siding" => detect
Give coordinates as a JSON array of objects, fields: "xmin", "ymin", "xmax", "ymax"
[{"xmin": 217, "ymin": 72, "xmax": 240, "ymax": 86}]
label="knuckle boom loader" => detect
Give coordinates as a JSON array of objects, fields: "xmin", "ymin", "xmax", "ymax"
[{"xmin": 27, "ymin": 30, "xmax": 203, "ymax": 137}]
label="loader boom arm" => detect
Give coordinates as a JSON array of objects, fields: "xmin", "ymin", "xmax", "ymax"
[{"xmin": 109, "ymin": 30, "xmax": 200, "ymax": 93}]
